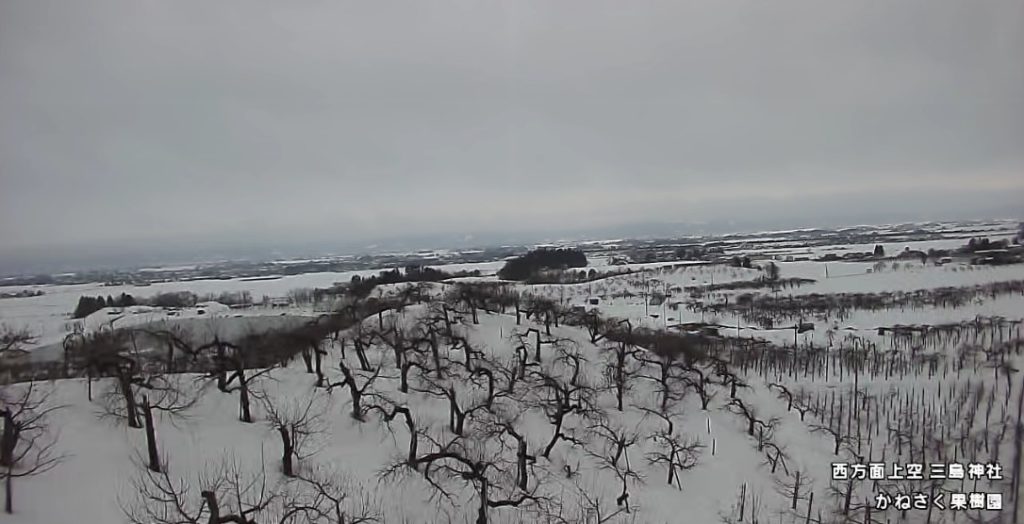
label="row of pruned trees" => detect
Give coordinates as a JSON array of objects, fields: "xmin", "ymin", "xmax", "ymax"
[{"xmin": 316, "ymin": 291, "xmax": 728, "ymax": 523}]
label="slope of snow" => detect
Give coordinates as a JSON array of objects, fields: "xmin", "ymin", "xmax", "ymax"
[{"xmin": 3, "ymin": 307, "xmax": 861, "ymax": 523}]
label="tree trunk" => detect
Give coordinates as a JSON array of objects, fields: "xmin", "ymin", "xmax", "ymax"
[
  {"xmin": 166, "ymin": 343, "xmax": 175, "ymax": 373},
  {"xmin": 448, "ymin": 390, "xmax": 465, "ymax": 436},
  {"xmin": 615, "ymin": 350, "xmax": 626, "ymax": 411},
  {"xmin": 314, "ymin": 348, "xmax": 324, "ymax": 387},
  {"xmin": 407, "ymin": 428, "xmax": 418, "ymax": 469},
  {"xmin": 336, "ymin": 360, "xmax": 365, "ymax": 421},
  {"xmin": 237, "ymin": 366, "xmax": 253, "ymax": 423},
  {"xmin": 476, "ymin": 477, "xmax": 489, "ymax": 524},
  {"xmin": 141, "ymin": 395, "xmax": 161, "ymax": 473},
  {"xmin": 400, "ymin": 362, "xmax": 410, "ymax": 393},
  {"xmin": 201, "ymin": 491, "xmax": 221, "ymax": 524},
  {"xmin": 354, "ymin": 340, "xmax": 371, "ymax": 371},
  {"xmin": 442, "ymin": 306, "xmax": 452, "ymax": 336},
  {"xmin": 279, "ymin": 426, "xmax": 294, "ymax": 477},
  {"xmin": 430, "ymin": 331, "xmax": 442, "ymax": 377},
  {"xmin": 660, "ymin": 370, "xmax": 669, "ymax": 412},
  {"xmin": 349, "ymin": 386, "xmax": 362, "ymax": 421},
  {"xmin": 843, "ymin": 478, "xmax": 852, "ymax": 515},
  {"xmin": 516, "ymin": 439, "xmax": 528, "ymax": 491},
  {"xmin": 118, "ymin": 372, "xmax": 141, "ymax": 428},
  {"xmin": 792, "ymin": 471, "xmax": 801, "ymax": 510},
  {"xmin": 5, "ymin": 467, "xmax": 12, "ymax": 514},
  {"xmin": 542, "ymin": 412, "xmax": 565, "ymax": 458},
  {"xmin": 0, "ymin": 411, "xmax": 15, "ymax": 468},
  {"xmin": 301, "ymin": 347, "xmax": 314, "ymax": 374},
  {"xmin": 216, "ymin": 345, "xmax": 228, "ymax": 392}
]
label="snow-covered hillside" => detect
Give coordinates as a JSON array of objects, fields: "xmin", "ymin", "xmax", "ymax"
[{"xmin": 2, "ymin": 253, "xmax": 1023, "ymax": 523}]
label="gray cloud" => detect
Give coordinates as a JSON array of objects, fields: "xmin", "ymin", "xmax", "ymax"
[{"xmin": 1, "ymin": 0, "xmax": 1022, "ymax": 261}]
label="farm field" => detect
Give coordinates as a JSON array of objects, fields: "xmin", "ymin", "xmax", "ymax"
[{"xmin": 2, "ymin": 230, "xmax": 1023, "ymax": 524}]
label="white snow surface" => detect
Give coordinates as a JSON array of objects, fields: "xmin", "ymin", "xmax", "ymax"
[{"xmin": 3, "ymin": 244, "xmax": 1024, "ymax": 523}]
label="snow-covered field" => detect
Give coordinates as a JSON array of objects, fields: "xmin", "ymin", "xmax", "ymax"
[
  {"xmin": 0, "ymin": 261, "xmax": 509, "ymax": 352},
  {"xmin": 2, "ymin": 244, "xmax": 1023, "ymax": 523}
]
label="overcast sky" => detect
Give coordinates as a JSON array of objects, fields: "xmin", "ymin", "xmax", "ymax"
[{"xmin": 1, "ymin": 0, "xmax": 1022, "ymax": 264}]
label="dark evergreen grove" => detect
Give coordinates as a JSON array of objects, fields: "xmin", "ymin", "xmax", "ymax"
[
  {"xmin": 73, "ymin": 293, "xmax": 136, "ymax": 318},
  {"xmin": 497, "ymin": 248, "xmax": 588, "ymax": 281}
]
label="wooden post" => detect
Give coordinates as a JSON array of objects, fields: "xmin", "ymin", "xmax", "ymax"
[
  {"xmin": 805, "ymin": 492, "xmax": 814, "ymax": 524},
  {"xmin": 739, "ymin": 482, "xmax": 746, "ymax": 522},
  {"xmin": 792, "ymin": 471, "xmax": 801, "ymax": 510}
]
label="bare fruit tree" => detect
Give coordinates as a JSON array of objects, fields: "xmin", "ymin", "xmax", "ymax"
[
  {"xmin": 363, "ymin": 398, "xmax": 421, "ymax": 470},
  {"xmin": 258, "ymin": 390, "xmax": 328, "ymax": 478},
  {"xmin": 601, "ymin": 340, "xmax": 643, "ymax": 412},
  {"xmin": 124, "ymin": 452, "xmax": 380, "ymax": 524},
  {"xmin": 725, "ymin": 397, "xmax": 779, "ymax": 442},
  {"xmin": 0, "ymin": 326, "xmax": 35, "ymax": 362},
  {"xmin": 554, "ymin": 478, "xmax": 637, "ymax": 523},
  {"xmin": 287, "ymin": 465, "xmax": 382, "ymax": 523},
  {"xmin": 80, "ymin": 329, "xmax": 198, "ymax": 473},
  {"xmin": 643, "ymin": 418, "xmax": 704, "ymax": 489},
  {"xmin": 0, "ymin": 381, "xmax": 64, "ymax": 514},
  {"xmin": 529, "ymin": 367, "xmax": 599, "ymax": 459},
  {"xmin": 195, "ymin": 334, "xmax": 288, "ymax": 424},
  {"xmin": 326, "ymin": 354, "xmax": 381, "ymax": 422},
  {"xmin": 125, "ymin": 453, "xmax": 275, "ymax": 524},
  {"xmin": 381, "ymin": 436, "xmax": 549, "ymax": 524},
  {"xmin": 584, "ymin": 419, "xmax": 644, "ymax": 512}
]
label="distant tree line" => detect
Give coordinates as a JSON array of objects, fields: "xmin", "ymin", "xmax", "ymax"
[
  {"xmin": 144, "ymin": 291, "xmax": 198, "ymax": 309},
  {"xmin": 346, "ymin": 265, "xmax": 481, "ymax": 299},
  {"xmin": 962, "ymin": 237, "xmax": 1010, "ymax": 253},
  {"xmin": 522, "ymin": 267, "xmax": 630, "ymax": 284},
  {"xmin": 675, "ymin": 245, "xmax": 724, "ymax": 262},
  {"xmin": 72, "ymin": 293, "xmax": 137, "ymax": 318},
  {"xmin": 497, "ymin": 248, "xmax": 588, "ymax": 281},
  {"xmin": 818, "ymin": 245, "xmax": 887, "ymax": 262},
  {"xmin": 195, "ymin": 290, "xmax": 253, "ymax": 306},
  {"xmin": 0, "ymin": 289, "xmax": 44, "ymax": 299},
  {"xmin": 72, "ymin": 290, "xmax": 210, "ymax": 318}
]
